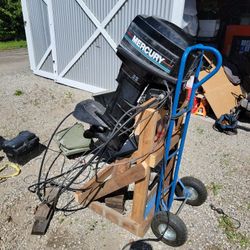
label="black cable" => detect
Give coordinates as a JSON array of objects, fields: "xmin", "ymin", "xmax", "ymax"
[
  {"xmin": 210, "ymin": 204, "xmax": 241, "ymax": 229},
  {"xmin": 31, "ymin": 104, "xmax": 143, "ymax": 208},
  {"xmin": 30, "ymin": 84, "xmax": 173, "ymax": 212},
  {"xmin": 59, "ymin": 99, "xmax": 162, "ymax": 209},
  {"xmin": 37, "ymin": 112, "xmax": 73, "ymax": 200},
  {"xmin": 122, "ymin": 82, "xmax": 174, "ymax": 249},
  {"xmin": 118, "ymin": 91, "xmax": 172, "ymax": 138},
  {"xmin": 72, "ymin": 89, "xmax": 173, "ymax": 213},
  {"xmin": 59, "ymin": 98, "xmax": 160, "ymax": 189}
]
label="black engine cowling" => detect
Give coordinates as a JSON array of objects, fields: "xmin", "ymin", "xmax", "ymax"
[{"xmin": 73, "ymin": 15, "xmax": 200, "ymax": 161}]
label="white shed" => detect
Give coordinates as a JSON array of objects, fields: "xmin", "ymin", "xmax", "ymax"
[{"xmin": 21, "ymin": 0, "xmax": 185, "ymax": 93}]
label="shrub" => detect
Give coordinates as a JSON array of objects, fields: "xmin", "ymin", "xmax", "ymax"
[{"xmin": 0, "ymin": 0, "xmax": 25, "ymax": 41}]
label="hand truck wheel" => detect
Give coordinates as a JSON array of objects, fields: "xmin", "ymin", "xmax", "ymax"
[
  {"xmin": 175, "ymin": 176, "xmax": 207, "ymax": 206},
  {"xmin": 151, "ymin": 211, "xmax": 187, "ymax": 247}
]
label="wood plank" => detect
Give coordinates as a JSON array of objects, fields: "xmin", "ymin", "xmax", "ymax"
[
  {"xmin": 89, "ymin": 201, "xmax": 142, "ymax": 236},
  {"xmin": 32, "ymin": 188, "xmax": 59, "ymax": 235},
  {"xmin": 34, "ymin": 187, "xmax": 59, "ymax": 220},
  {"xmin": 31, "ymin": 209, "xmax": 55, "ymax": 235},
  {"xmin": 131, "ymin": 108, "xmax": 159, "ymax": 223},
  {"xmin": 75, "ymin": 164, "xmax": 114, "ymax": 204},
  {"xmin": 34, "ymin": 203, "xmax": 51, "ymax": 220},
  {"xmin": 105, "ymin": 159, "xmax": 131, "ymax": 212},
  {"xmin": 131, "ymin": 164, "xmax": 151, "ymax": 223},
  {"xmin": 111, "ymin": 158, "xmax": 130, "ymax": 177},
  {"xmin": 79, "ymin": 165, "xmax": 113, "ymax": 190},
  {"xmin": 75, "ymin": 158, "xmax": 133, "ymax": 204},
  {"xmin": 89, "ymin": 201, "xmax": 154, "ymax": 237},
  {"xmin": 133, "ymin": 109, "xmax": 159, "ymax": 160},
  {"xmin": 83, "ymin": 164, "xmax": 146, "ymax": 203},
  {"xmin": 137, "ymin": 209, "xmax": 155, "ymax": 237}
]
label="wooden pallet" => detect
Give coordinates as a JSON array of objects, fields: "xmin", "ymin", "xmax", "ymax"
[{"xmin": 75, "ymin": 104, "xmax": 182, "ymax": 237}]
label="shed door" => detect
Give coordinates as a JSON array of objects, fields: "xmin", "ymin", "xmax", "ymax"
[
  {"xmin": 22, "ymin": 0, "xmax": 185, "ymax": 93},
  {"xmin": 22, "ymin": 0, "xmax": 55, "ymax": 79}
]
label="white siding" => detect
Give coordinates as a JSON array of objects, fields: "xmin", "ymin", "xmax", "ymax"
[{"xmin": 21, "ymin": 0, "xmax": 185, "ymax": 93}]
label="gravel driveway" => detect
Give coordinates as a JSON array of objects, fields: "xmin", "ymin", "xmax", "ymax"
[{"xmin": 0, "ymin": 49, "xmax": 249, "ymax": 250}]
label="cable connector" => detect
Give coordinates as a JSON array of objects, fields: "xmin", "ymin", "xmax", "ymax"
[
  {"xmin": 210, "ymin": 203, "xmax": 241, "ymax": 229},
  {"xmin": 210, "ymin": 204, "xmax": 225, "ymax": 215}
]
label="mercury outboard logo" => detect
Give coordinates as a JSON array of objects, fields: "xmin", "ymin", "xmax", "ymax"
[
  {"xmin": 131, "ymin": 35, "xmax": 166, "ymax": 64},
  {"xmin": 124, "ymin": 32, "xmax": 171, "ymax": 73}
]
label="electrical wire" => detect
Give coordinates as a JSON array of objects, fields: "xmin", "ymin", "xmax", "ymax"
[
  {"xmin": 37, "ymin": 112, "xmax": 73, "ymax": 200},
  {"xmin": 29, "ymin": 83, "xmax": 173, "ymax": 213},
  {"xmin": 210, "ymin": 204, "xmax": 241, "ymax": 229},
  {"xmin": 62, "ymin": 98, "xmax": 165, "ymax": 203},
  {"xmin": 0, "ymin": 163, "xmax": 21, "ymax": 180}
]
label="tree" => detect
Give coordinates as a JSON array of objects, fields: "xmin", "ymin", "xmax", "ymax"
[{"xmin": 0, "ymin": 0, "xmax": 25, "ymax": 41}]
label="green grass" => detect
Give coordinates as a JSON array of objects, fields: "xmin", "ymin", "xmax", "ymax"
[
  {"xmin": 14, "ymin": 89, "xmax": 24, "ymax": 96},
  {"xmin": 208, "ymin": 182, "xmax": 223, "ymax": 195},
  {"xmin": 0, "ymin": 40, "xmax": 27, "ymax": 51},
  {"xmin": 218, "ymin": 216, "xmax": 250, "ymax": 248}
]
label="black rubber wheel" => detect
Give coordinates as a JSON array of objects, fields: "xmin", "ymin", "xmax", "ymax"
[
  {"xmin": 175, "ymin": 176, "xmax": 207, "ymax": 206},
  {"xmin": 151, "ymin": 211, "xmax": 187, "ymax": 247}
]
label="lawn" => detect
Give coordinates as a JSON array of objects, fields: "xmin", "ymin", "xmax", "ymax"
[{"xmin": 0, "ymin": 40, "xmax": 27, "ymax": 50}]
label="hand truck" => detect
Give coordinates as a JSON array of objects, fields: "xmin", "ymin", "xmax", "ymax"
[{"xmin": 151, "ymin": 44, "xmax": 222, "ymax": 247}]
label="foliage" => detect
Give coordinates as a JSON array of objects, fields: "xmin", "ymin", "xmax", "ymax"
[
  {"xmin": 207, "ymin": 182, "xmax": 223, "ymax": 195},
  {"xmin": 14, "ymin": 89, "xmax": 24, "ymax": 96},
  {"xmin": 0, "ymin": 0, "xmax": 25, "ymax": 41},
  {"xmin": 0, "ymin": 39, "xmax": 26, "ymax": 50},
  {"xmin": 218, "ymin": 216, "xmax": 250, "ymax": 248}
]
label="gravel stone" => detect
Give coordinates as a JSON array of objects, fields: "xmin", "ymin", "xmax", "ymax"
[{"xmin": 0, "ymin": 49, "xmax": 249, "ymax": 250}]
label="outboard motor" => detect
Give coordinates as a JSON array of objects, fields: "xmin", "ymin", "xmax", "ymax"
[{"xmin": 73, "ymin": 15, "xmax": 200, "ymax": 161}]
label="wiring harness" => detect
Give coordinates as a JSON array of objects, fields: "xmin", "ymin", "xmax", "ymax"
[{"xmin": 28, "ymin": 85, "xmax": 173, "ymax": 214}]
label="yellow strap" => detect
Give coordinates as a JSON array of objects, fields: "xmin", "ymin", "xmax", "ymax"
[{"xmin": 0, "ymin": 163, "xmax": 21, "ymax": 179}]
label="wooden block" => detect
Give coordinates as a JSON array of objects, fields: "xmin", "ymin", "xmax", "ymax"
[
  {"xmin": 89, "ymin": 200, "xmax": 155, "ymax": 237},
  {"xmin": 131, "ymin": 108, "xmax": 159, "ymax": 223},
  {"xmin": 105, "ymin": 195, "xmax": 125, "ymax": 212},
  {"xmin": 131, "ymin": 162, "xmax": 151, "ymax": 223},
  {"xmin": 31, "ymin": 208, "xmax": 54, "ymax": 235},
  {"xmin": 105, "ymin": 195, "xmax": 124, "ymax": 206},
  {"xmin": 105, "ymin": 159, "xmax": 130, "ymax": 212},
  {"xmin": 44, "ymin": 187, "xmax": 59, "ymax": 203},
  {"xmin": 104, "ymin": 159, "xmax": 130, "ymax": 212},
  {"xmin": 34, "ymin": 203, "xmax": 51, "ymax": 220},
  {"xmin": 79, "ymin": 165, "xmax": 114, "ymax": 190},
  {"xmin": 111, "ymin": 158, "xmax": 130, "ymax": 177},
  {"xmin": 32, "ymin": 188, "xmax": 58, "ymax": 235},
  {"xmin": 33, "ymin": 187, "xmax": 58, "ymax": 218}
]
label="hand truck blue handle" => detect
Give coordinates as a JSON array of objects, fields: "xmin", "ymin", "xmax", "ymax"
[
  {"xmin": 173, "ymin": 44, "xmax": 222, "ymax": 116},
  {"xmin": 190, "ymin": 44, "xmax": 222, "ymax": 89},
  {"xmin": 155, "ymin": 44, "xmax": 222, "ymax": 213},
  {"xmin": 177, "ymin": 44, "xmax": 222, "ymax": 89}
]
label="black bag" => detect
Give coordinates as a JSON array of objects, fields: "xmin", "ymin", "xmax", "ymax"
[{"xmin": 2, "ymin": 131, "xmax": 40, "ymax": 159}]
